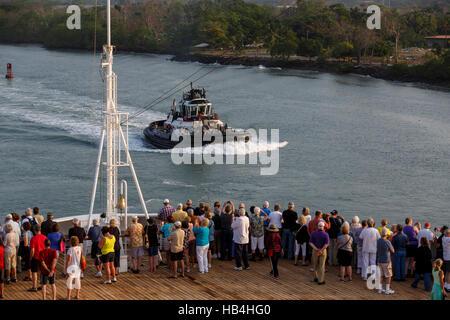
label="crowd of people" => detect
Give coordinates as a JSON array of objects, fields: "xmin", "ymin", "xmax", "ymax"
[{"xmin": 0, "ymin": 201, "xmax": 448, "ymax": 300}]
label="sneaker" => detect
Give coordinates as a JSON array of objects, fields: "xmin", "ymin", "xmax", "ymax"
[
  {"xmin": 309, "ymin": 268, "xmax": 314, "ymax": 272},
  {"xmin": 385, "ymin": 289, "xmax": 395, "ymax": 295},
  {"xmin": 11, "ymin": 278, "xmax": 17, "ymax": 283},
  {"xmin": 186, "ymin": 267, "xmax": 190, "ymax": 273},
  {"xmin": 104, "ymin": 280, "xmax": 112, "ymax": 284},
  {"xmin": 208, "ymin": 264, "xmax": 211, "ymax": 268},
  {"xmin": 205, "ymin": 269, "xmax": 209, "ymax": 273},
  {"xmin": 112, "ymin": 277, "xmax": 117, "ymax": 282},
  {"xmin": 233, "ymin": 267, "xmax": 243, "ymax": 271},
  {"xmin": 80, "ymin": 272, "xmax": 84, "ymax": 279},
  {"xmin": 198, "ymin": 271, "xmax": 204, "ymax": 274},
  {"xmin": 362, "ymin": 277, "xmax": 367, "ymax": 281},
  {"xmin": 212, "ymin": 254, "xmax": 217, "ymax": 259},
  {"xmin": 378, "ymin": 288, "xmax": 385, "ymax": 294},
  {"xmin": 244, "ymin": 266, "xmax": 250, "ymax": 270},
  {"xmin": 23, "ymin": 277, "xmax": 32, "ymax": 281},
  {"xmin": 274, "ymin": 276, "xmax": 280, "ymax": 280},
  {"xmin": 95, "ymin": 272, "xmax": 102, "ymax": 278}
]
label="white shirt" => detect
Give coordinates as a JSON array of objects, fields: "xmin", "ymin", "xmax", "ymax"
[
  {"xmin": 269, "ymin": 211, "xmax": 282, "ymax": 229},
  {"xmin": 303, "ymin": 215, "xmax": 312, "ymax": 226},
  {"xmin": 231, "ymin": 216, "xmax": 249, "ymax": 244},
  {"xmin": 417, "ymin": 228, "xmax": 435, "ymax": 247},
  {"xmin": 5, "ymin": 220, "xmax": 21, "ymax": 247},
  {"xmin": 359, "ymin": 227, "xmax": 380, "ymax": 253},
  {"xmin": 443, "ymin": 236, "xmax": 450, "ymax": 261}
]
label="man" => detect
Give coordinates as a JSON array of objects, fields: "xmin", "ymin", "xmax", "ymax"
[
  {"xmin": 376, "ymin": 219, "xmax": 392, "ymax": 238},
  {"xmin": 281, "ymin": 201, "xmax": 298, "ymax": 259},
  {"xmin": 68, "ymin": 218, "xmax": 86, "ymax": 249},
  {"xmin": 22, "ymin": 209, "xmax": 38, "ymax": 229},
  {"xmin": 173, "ymin": 203, "xmax": 188, "ymax": 222},
  {"xmin": 377, "ymin": 228, "xmax": 395, "ymax": 294},
  {"xmin": 124, "ymin": 216, "xmax": 145, "ymax": 273},
  {"xmin": 212, "ymin": 207, "xmax": 222, "ymax": 259},
  {"xmin": 231, "ymin": 208, "xmax": 250, "ymax": 271},
  {"xmin": 158, "ymin": 199, "xmax": 175, "ymax": 224},
  {"xmin": 309, "ymin": 221, "xmax": 329, "ymax": 285},
  {"xmin": 4, "ymin": 214, "xmax": 21, "ymax": 274},
  {"xmin": 249, "ymin": 207, "xmax": 269, "ymax": 261},
  {"xmin": 261, "ymin": 201, "xmax": 271, "ymax": 230},
  {"xmin": 220, "ymin": 205, "xmax": 234, "ymax": 261},
  {"xmin": 40, "ymin": 213, "xmax": 56, "ymax": 237},
  {"xmin": 359, "ymin": 218, "xmax": 380, "ymax": 281},
  {"xmin": 328, "ymin": 210, "xmax": 344, "ymax": 266},
  {"xmin": 39, "ymin": 239, "xmax": 57, "ymax": 300},
  {"xmin": 28, "ymin": 225, "xmax": 47, "ymax": 292},
  {"xmin": 443, "ymin": 229, "xmax": 450, "ymax": 293},
  {"xmin": 269, "ymin": 204, "xmax": 282, "ymax": 230},
  {"xmin": 87, "ymin": 219, "xmax": 103, "ymax": 277},
  {"xmin": 307, "ymin": 210, "xmax": 329, "ymax": 235},
  {"xmin": 194, "ymin": 202, "xmax": 205, "ymax": 217},
  {"xmin": 417, "ymin": 222, "xmax": 436, "ymax": 247},
  {"xmin": 167, "ymin": 221, "xmax": 185, "ymax": 278},
  {"xmin": 391, "ymin": 224, "xmax": 408, "ymax": 281},
  {"xmin": 185, "ymin": 200, "xmax": 194, "ymax": 212},
  {"xmin": 354, "ymin": 220, "xmax": 367, "ymax": 275},
  {"xmin": 32, "ymin": 207, "xmax": 44, "ymax": 225}
]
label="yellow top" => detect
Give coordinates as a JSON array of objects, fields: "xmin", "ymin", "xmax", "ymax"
[
  {"xmin": 101, "ymin": 235, "xmax": 116, "ymax": 255},
  {"xmin": 173, "ymin": 210, "xmax": 188, "ymax": 222},
  {"xmin": 376, "ymin": 226, "xmax": 392, "ymax": 237}
]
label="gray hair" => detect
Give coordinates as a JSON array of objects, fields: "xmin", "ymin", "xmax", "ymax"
[
  {"xmin": 254, "ymin": 207, "xmax": 261, "ymax": 214},
  {"xmin": 4, "ymin": 224, "xmax": 12, "ymax": 232},
  {"xmin": 239, "ymin": 208, "xmax": 246, "ymax": 216},
  {"xmin": 73, "ymin": 218, "xmax": 79, "ymax": 226},
  {"xmin": 177, "ymin": 203, "xmax": 183, "ymax": 209},
  {"xmin": 367, "ymin": 218, "xmax": 375, "ymax": 227},
  {"xmin": 263, "ymin": 201, "xmax": 269, "ymax": 209},
  {"xmin": 288, "ymin": 201, "xmax": 294, "ymax": 208},
  {"xmin": 132, "ymin": 216, "xmax": 138, "ymax": 223},
  {"xmin": 187, "ymin": 208, "xmax": 194, "ymax": 214},
  {"xmin": 352, "ymin": 216, "xmax": 360, "ymax": 224},
  {"xmin": 93, "ymin": 219, "xmax": 99, "ymax": 226}
]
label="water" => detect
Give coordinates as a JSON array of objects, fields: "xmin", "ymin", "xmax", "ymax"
[{"xmin": 1, "ymin": 44, "xmax": 449, "ymax": 227}]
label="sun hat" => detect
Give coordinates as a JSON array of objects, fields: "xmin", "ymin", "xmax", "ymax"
[{"xmin": 268, "ymin": 224, "xmax": 279, "ymax": 232}]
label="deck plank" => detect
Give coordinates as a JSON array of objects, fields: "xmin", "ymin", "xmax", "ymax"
[{"xmin": 2, "ymin": 253, "xmax": 430, "ymax": 300}]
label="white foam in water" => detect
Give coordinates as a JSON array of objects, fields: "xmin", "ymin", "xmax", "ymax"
[{"xmin": 0, "ymin": 78, "xmax": 288, "ymax": 155}]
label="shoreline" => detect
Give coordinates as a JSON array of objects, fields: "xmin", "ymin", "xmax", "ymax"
[{"xmin": 171, "ymin": 53, "xmax": 450, "ymax": 89}]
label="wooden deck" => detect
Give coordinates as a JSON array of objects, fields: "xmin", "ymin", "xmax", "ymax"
[{"xmin": 3, "ymin": 254, "xmax": 430, "ymax": 300}]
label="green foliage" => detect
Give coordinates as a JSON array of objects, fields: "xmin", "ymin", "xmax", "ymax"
[
  {"xmin": 331, "ymin": 41, "xmax": 354, "ymax": 60},
  {"xmin": 267, "ymin": 25, "xmax": 298, "ymax": 60}
]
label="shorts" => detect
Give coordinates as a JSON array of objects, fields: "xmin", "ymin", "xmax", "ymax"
[
  {"xmin": 188, "ymin": 240, "xmax": 196, "ymax": 257},
  {"xmin": 337, "ymin": 249, "xmax": 353, "ymax": 267},
  {"xmin": 208, "ymin": 241, "xmax": 215, "ymax": 251},
  {"xmin": 378, "ymin": 262, "xmax": 392, "ymax": 278},
  {"xmin": 4, "ymin": 250, "xmax": 17, "ymax": 270},
  {"xmin": 131, "ymin": 246, "xmax": 144, "ymax": 258},
  {"xmin": 114, "ymin": 249, "xmax": 120, "ymax": 268},
  {"xmin": 170, "ymin": 251, "xmax": 184, "ymax": 261},
  {"xmin": 162, "ymin": 238, "xmax": 170, "ymax": 252},
  {"xmin": 443, "ymin": 260, "xmax": 450, "ymax": 273},
  {"xmin": 148, "ymin": 246, "xmax": 158, "ymax": 257},
  {"xmin": 41, "ymin": 274, "xmax": 55, "ymax": 285},
  {"xmin": 100, "ymin": 252, "xmax": 115, "ymax": 263},
  {"xmin": 250, "ymin": 236, "xmax": 265, "ymax": 251},
  {"xmin": 406, "ymin": 245, "xmax": 417, "ymax": 258},
  {"xmin": 91, "ymin": 242, "xmax": 100, "ymax": 259},
  {"xmin": 31, "ymin": 258, "xmax": 41, "ymax": 273}
]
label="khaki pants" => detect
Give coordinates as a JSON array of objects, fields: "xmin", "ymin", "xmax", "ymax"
[{"xmin": 312, "ymin": 248, "xmax": 327, "ymax": 283}]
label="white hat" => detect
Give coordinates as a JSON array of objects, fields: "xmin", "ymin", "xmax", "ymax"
[
  {"xmin": 174, "ymin": 221, "xmax": 181, "ymax": 227},
  {"xmin": 318, "ymin": 221, "xmax": 325, "ymax": 228},
  {"xmin": 164, "ymin": 199, "xmax": 170, "ymax": 204}
]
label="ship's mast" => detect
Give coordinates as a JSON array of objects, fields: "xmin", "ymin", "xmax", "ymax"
[{"xmin": 87, "ymin": 0, "xmax": 149, "ymax": 229}]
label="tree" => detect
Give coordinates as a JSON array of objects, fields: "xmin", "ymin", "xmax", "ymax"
[
  {"xmin": 331, "ymin": 41, "xmax": 353, "ymax": 62},
  {"xmin": 297, "ymin": 37, "xmax": 322, "ymax": 60},
  {"xmin": 267, "ymin": 25, "xmax": 298, "ymax": 60}
]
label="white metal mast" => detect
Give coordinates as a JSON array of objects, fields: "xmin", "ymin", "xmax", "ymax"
[{"xmin": 87, "ymin": 0, "xmax": 149, "ymax": 229}]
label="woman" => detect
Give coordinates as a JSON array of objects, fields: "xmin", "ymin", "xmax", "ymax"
[
  {"xmin": 99, "ymin": 226, "xmax": 116, "ymax": 284},
  {"xmin": 47, "ymin": 223, "xmax": 64, "ymax": 259},
  {"xmin": 181, "ymin": 220, "xmax": 191, "ymax": 273},
  {"xmin": 145, "ymin": 218, "xmax": 159, "ymax": 273},
  {"xmin": 350, "ymin": 216, "xmax": 361, "ymax": 268},
  {"xmin": 109, "ymin": 219, "xmax": 121, "ymax": 277},
  {"xmin": 186, "ymin": 214, "xmax": 197, "ymax": 267},
  {"xmin": 294, "ymin": 216, "xmax": 305, "ymax": 266},
  {"xmin": 21, "ymin": 221, "xmax": 33, "ymax": 281},
  {"xmin": 193, "ymin": 218, "xmax": 210, "ymax": 274},
  {"xmin": 337, "ymin": 222, "xmax": 353, "ymax": 282},
  {"xmin": 65, "ymin": 236, "xmax": 82, "ymax": 300},
  {"xmin": 265, "ymin": 224, "xmax": 283, "ymax": 279},
  {"xmin": 412, "ymin": 237, "xmax": 432, "ymax": 291},
  {"xmin": 302, "ymin": 207, "xmax": 312, "ymax": 226},
  {"xmin": 205, "ymin": 212, "xmax": 215, "ymax": 269},
  {"xmin": 2, "ymin": 224, "xmax": 17, "ymax": 284},
  {"xmin": 160, "ymin": 215, "xmax": 175, "ymax": 270},
  {"xmin": 430, "ymin": 259, "xmax": 447, "ymax": 300}
]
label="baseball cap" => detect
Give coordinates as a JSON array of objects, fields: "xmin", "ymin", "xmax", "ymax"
[
  {"xmin": 318, "ymin": 221, "xmax": 325, "ymax": 228},
  {"xmin": 174, "ymin": 221, "xmax": 181, "ymax": 227},
  {"xmin": 331, "ymin": 210, "xmax": 338, "ymax": 215},
  {"xmin": 424, "ymin": 222, "xmax": 431, "ymax": 228},
  {"xmin": 163, "ymin": 199, "xmax": 170, "ymax": 204}
]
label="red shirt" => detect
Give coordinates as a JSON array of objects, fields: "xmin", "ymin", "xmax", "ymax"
[
  {"xmin": 308, "ymin": 218, "xmax": 330, "ymax": 235},
  {"xmin": 30, "ymin": 234, "xmax": 47, "ymax": 260},
  {"xmin": 265, "ymin": 232, "xmax": 282, "ymax": 252},
  {"xmin": 39, "ymin": 248, "xmax": 57, "ymax": 275},
  {"xmin": 0, "ymin": 246, "xmax": 4, "ymax": 270}
]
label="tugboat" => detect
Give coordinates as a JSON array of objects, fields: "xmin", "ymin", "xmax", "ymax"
[{"xmin": 143, "ymin": 83, "xmax": 250, "ymax": 149}]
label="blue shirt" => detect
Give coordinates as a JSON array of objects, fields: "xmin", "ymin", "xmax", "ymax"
[
  {"xmin": 161, "ymin": 223, "xmax": 174, "ymax": 238},
  {"xmin": 88, "ymin": 225, "xmax": 102, "ymax": 243},
  {"xmin": 47, "ymin": 232, "xmax": 62, "ymax": 251},
  {"xmin": 392, "ymin": 232, "xmax": 408, "ymax": 251},
  {"xmin": 309, "ymin": 230, "xmax": 330, "ymax": 249},
  {"xmin": 193, "ymin": 227, "xmax": 209, "ymax": 246},
  {"xmin": 261, "ymin": 208, "xmax": 271, "ymax": 227},
  {"xmin": 377, "ymin": 238, "xmax": 394, "ymax": 263}
]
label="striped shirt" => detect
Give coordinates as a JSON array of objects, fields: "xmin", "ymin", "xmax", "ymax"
[{"xmin": 158, "ymin": 205, "xmax": 175, "ymax": 222}]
